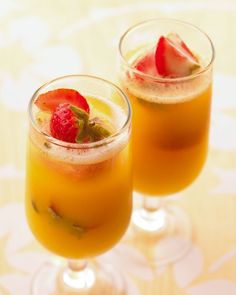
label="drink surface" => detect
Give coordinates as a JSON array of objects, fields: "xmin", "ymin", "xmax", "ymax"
[
  {"xmin": 122, "ymin": 47, "xmax": 212, "ymax": 196},
  {"xmin": 26, "ymin": 95, "xmax": 132, "ymax": 258}
]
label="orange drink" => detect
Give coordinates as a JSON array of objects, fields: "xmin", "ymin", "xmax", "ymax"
[
  {"xmin": 25, "ymin": 75, "xmax": 132, "ymax": 294},
  {"xmin": 119, "ymin": 19, "xmax": 214, "ymax": 264},
  {"xmin": 125, "ymin": 75, "xmax": 212, "ymax": 196},
  {"xmin": 26, "ymin": 97, "xmax": 132, "ymax": 258}
]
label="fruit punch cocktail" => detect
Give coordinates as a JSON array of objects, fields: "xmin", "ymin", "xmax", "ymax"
[
  {"xmin": 119, "ymin": 19, "xmax": 214, "ymax": 264},
  {"xmin": 26, "ymin": 75, "xmax": 132, "ymax": 294}
]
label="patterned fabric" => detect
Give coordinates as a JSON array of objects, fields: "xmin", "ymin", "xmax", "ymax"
[{"xmin": 0, "ymin": 1, "xmax": 236, "ymax": 294}]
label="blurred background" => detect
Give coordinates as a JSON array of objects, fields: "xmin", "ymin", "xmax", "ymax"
[{"xmin": 0, "ymin": 0, "xmax": 236, "ymax": 294}]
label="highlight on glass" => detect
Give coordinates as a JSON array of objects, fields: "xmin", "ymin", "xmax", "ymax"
[
  {"xmin": 119, "ymin": 18, "xmax": 214, "ymax": 265},
  {"xmin": 25, "ymin": 75, "xmax": 132, "ymax": 294}
]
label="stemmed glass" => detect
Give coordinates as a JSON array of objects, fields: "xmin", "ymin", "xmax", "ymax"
[
  {"xmin": 119, "ymin": 18, "xmax": 214, "ymax": 264},
  {"xmin": 25, "ymin": 75, "xmax": 132, "ymax": 294}
]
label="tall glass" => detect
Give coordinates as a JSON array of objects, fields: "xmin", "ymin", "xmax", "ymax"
[
  {"xmin": 119, "ymin": 19, "xmax": 214, "ymax": 264},
  {"xmin": 25, "ymin": 75, "xmax": 132, "ymax": 294}
]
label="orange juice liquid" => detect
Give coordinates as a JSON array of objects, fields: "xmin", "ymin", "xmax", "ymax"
[
  {"xmin": 26, "ymin": 97, "xmax": 132, "ymax": 259},
  {"xmin": 123, "ymin": 74, "xmax": 212, "ymax": 196}
]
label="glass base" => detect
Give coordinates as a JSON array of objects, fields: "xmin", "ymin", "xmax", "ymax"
[
  {"xmin": 31, "ymin": 260, "xmax": 126, "ymax": 295},
  {"xmin": 130, "ymin": 203, "xmax": 192, "ymax": 266}
]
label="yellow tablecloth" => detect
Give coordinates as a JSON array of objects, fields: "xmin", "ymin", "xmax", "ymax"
[{"xmin": 1, "ymin": 1, "xmax": 236, "ymax": 294}]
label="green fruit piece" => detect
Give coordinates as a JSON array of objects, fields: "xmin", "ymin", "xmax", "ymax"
[
  {"xmin": 48, "ymin": 204, "xmax": 85, "ymax": 239},
  {"xmin": 31, "ymin": 199, "xmax": 39, "ymax": 213},
  {"xmin": 89, "ymin": 124, "xmax": 111, "ymax": 140},
  {"xmin": 75, "ymin": 119, "xmax": 86, "ymax": 143},
  {"xmin": 48, "ymin": 205, "xmax": 62, "ymax": 219},
  {"xmin": 31, "ymin": 200, "xmax": 86, "ymax": 239},
  {"xmin": 70, "ymin": 105, "xmax": 89, "ymax": 124}
]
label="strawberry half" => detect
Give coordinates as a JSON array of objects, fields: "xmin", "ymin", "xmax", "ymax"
[
  {"xmin": 50, "ymin": 103, "xmax": 81, "ymax": 143},
  {"xmin": 35, "ymin": 88, "xmax": 90, "ymax": 113},
  {"xmin": 50, "ymin": 103, "xmax": 111, "ymax": 144},
  {"xmin": 50, "ymin": 103, "xmax": 79, "ymax": 142},
  {"xmin": 155, "ymin": 33, "xmax": 200, "ymax": 78},
  {"xmin": 134, "ymin": 50, "xmax": 159, "ymax": 77}
]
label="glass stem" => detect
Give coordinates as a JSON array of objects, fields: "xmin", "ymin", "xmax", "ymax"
[
  {"xmin": 142, "ymin": 196, "xmax": 164, "ymax": 212},
  {"xmin": 133, "ymin": 196, "xmax": 168, "ymax": 232},
  {"xmin": 142, "ymin": 196, "xmax": 168, "ymax": 232},
  {"xmin": 62, "ymin": 259, "xmax": 95, "ymax": 290},
  {"xmin": 68, "ymin": 259, "xmax": 88, "ymax": 271}
]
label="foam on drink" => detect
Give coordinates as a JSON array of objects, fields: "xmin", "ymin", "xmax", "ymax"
[{"xmin": 122, "ymin": 46, "xmax": 211, "ymax": 104}]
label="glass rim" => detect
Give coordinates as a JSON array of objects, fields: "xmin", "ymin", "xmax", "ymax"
[
  {"xmin": 118, "ymin": 17, "xmax": 215, "ymax": 83},
  {"xmin": 28, "ymin": 74, "xmax": 132, "ymax": 149}
]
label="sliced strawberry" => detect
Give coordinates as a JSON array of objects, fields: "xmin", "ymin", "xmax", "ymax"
[
  {"xmin": 155, "ymin": 33, "xmax": 200, "ymax": 78},
  {"xmin": 168, "ymin": 33, "xmax": 197, "ymax": 60},
  {"xmin": 50, "ymin": 103, "xmax": 80, "ymax": 143},
  {"xmin": 35, "ymin": 88, "xmax": 90, "ymax": 113},
  {"xmin": 134, "ymin": 50, "xmax": 159, "ymax": 77}
]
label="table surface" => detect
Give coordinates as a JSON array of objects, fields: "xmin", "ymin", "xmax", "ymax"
[{"xmin": 1, "ymin": 0, "xmax": 236, "ymax": 294}]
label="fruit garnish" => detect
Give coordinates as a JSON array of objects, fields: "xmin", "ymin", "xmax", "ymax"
[
  {"xmin": 134, "ymin": 50, "xmax": 159, "ymax": 77},
  {"xmin": 50, "ymin": 103, "xmax": 81, "ymax": 143},
  {"xmin": 35, "ymin": 88, "xmax": 112, "ymax": 144},
  {"xmin": 89, "ymin": 123, "xmax": 111, "ymax": 139},
  {"xmin": 75, "ymin": 119, "xmax": 111, "ymax": 144},
  {"xmin": 50, "ymin": 103, "xmax": 111, "ymax": 143},
  {"xmin": 155, "ymin": 33, "xmax": 200, "ymax": 78},
  {"xmin": 70, "ymin": 105, "xmax": 89, "ymax": 124},
  {"xmin": 35, "ymin": 88, "xmax": 90, "ymax": 113}
]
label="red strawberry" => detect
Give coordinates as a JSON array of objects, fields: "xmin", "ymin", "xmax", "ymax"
[
  {"xmin": 35, "ymin": 88, "xmax": 90, "ymax": 113},
  {"xmin": 50, "ymin": 103, "xmax": 80, "ymax": 143},
  {"xmin": 155, "ymin": 33, "xmax": 200, "ymax": 78},
  {"xmin": 134, "ymin": 50, "xmax": 159, "ymax": 77}
]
